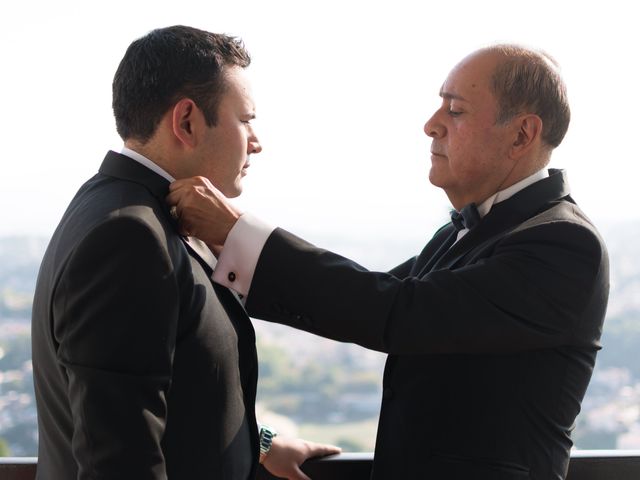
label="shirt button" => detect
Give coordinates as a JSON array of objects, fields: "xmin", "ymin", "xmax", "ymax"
[
  {"xmin": 383, "ymin": 388, "xmax": 394, "ymax": 400},
  {"xmin": 228, "ymin": 272, "xmax": 236, "ymax": 282}
]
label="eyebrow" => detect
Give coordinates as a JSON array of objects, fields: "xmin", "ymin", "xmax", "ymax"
[{"xmin": 439, "ymin": 88, "xmax": 469, "ymax": 102}]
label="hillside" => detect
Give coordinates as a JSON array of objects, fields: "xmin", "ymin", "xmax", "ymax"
[{"xmin": 0, "ymin": 222, "xmax": 639, "ymax": 454}]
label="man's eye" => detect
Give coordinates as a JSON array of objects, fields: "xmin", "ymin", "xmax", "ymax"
[{"xmin": 448, "ymin": 109, "xmax": 462, "ymax": 117}]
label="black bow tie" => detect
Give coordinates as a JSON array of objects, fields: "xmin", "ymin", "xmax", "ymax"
[{"xmin": 450, "ymin": 203, "xmax": 481, "ymax": 231}]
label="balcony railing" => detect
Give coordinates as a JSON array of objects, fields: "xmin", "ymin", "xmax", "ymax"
[{"xmin": 1, "ymin": 451, "xmax": 639, "ymax": 479}]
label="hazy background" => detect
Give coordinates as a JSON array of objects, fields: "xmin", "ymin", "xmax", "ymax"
[
  {"xmin": 1, "ymin": 0, "xmax": 638, "ymax": 255},
  {"xmin": 1, "ymin": 0, "xmax": 640, "ymax": 455}
]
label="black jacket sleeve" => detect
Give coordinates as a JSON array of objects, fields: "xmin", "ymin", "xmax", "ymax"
[{"xmin": 246, "ymin": 220, "xmax": 607, "ymax": 355}]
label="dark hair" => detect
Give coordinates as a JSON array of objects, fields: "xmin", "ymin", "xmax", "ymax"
[
  {"xmin": 112, "ymin": 25, "xmax": 250, "ymax": 142},
  {"xmin": 488, "ymin": 45, "xmax": 570, "ymax": 148}
]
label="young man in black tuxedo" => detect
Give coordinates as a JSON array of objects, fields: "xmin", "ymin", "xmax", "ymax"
[
  {"xmin": 169, "ymin": 44, "xmax": 609, "ymax": 479},
  {"xmin": 32, "ymin": 25, "xmax": 338, "ymax": 480}
]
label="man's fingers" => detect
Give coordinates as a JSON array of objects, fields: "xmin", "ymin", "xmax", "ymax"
[
  {"xmin": 170, "ymin": 176, "xmax": 216, "ymax": 192},
  {"xmin": 166, "ymin": 190, "xmax": 179, "ymax": 207},
  {"xmin": 165, "ymin": 176, "xmax": 240, "ymax": 248},
  {"xmin": 291, "ymin": 443, "xmax": 340, "ymax": 480},
  {"xmin": 308, "ymin": 443, "xmax": 341, "ymax": 458},
  {"xmin": 168, "ymin": 178, "xmax": 193, "ymax": 193},
  {"xmin": 168, "ymin": 180, "xmax": 222, "ymax": 211}
]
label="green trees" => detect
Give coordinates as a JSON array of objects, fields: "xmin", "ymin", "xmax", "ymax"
[{"xmin": 0, "ymin": 438, "xmax": 10, "ymax": 456}]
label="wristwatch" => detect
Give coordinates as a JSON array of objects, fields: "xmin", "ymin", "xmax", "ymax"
[{"xmin": 259, "ymin": 424, "xmax": 278, "ymax": 463}]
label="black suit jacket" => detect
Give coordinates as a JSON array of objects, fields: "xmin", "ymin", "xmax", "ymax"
[
  {"xmin": 32, "ymin": 151, "xmax": 259, "ymax": 479},
  {"xmin": 245, "ymin": 170, "xmax": 609, "ymax": 480}
]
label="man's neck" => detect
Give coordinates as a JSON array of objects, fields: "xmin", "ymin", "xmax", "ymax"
[
  {"xmin": 449, "ymin": 166, "xmax": 550, "ymax": 212},
  {"xmin": 450, "ymin": 155, "xmax": 551, "ymax": 210},
  {"xmin": 121, "ymin": 145, "xmax": 176, "ymax": 183},
  {"xmin": 124, "ymin": 140, "xmax": 179, "ymax": 179}
]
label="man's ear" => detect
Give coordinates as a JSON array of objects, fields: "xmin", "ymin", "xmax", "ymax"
[
  {"xmin": 171, "ymin": 98, "xmax": 200, "ymax": 148},
  {"xmin": 510, "ymin": 114, "xmax": 543, "ymax": 159}
]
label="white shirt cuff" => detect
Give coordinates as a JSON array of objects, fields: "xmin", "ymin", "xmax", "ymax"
[{"xmin": 212, "ymin": 212, "xmax": 275, "ymax": 297}]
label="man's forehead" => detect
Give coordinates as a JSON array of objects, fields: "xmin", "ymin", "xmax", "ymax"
[
  {"xmin": 223, "ymin": 67, "xmax": 255, "ymax": 101},
  {"xmin": 439, "ymin": 52, "xmax": 498, "ymax": 100}
]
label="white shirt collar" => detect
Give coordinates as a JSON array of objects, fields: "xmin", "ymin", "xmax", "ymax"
[
  {"xmin": 476, "ymin": 168, "xmax": 550, "ymax": 218},
  {"xmin": 120, "ymin": 146, "xmax": 175, "ymax": 183},
  {"xmin": 454, "ymin": 168, "xmax": 549, "ymax": 243}
]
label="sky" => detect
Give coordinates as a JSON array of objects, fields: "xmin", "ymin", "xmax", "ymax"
[{"xmin": 1, "ymin": 0, "xmax": 638, "ymax": 260}]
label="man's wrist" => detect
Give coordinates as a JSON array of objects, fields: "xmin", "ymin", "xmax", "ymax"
[
  {"xmin": 212, "ymin": 212, "xmax": 275, "ymax": 297},
  {"xmin": 258, "ymin": 424, "xmax": 278, "ymax": 463}
]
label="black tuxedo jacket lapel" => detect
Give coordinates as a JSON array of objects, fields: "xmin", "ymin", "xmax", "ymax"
[
  {"xmin": 412, "ymin": 226, "xmax": 457, "ymax": 277},
  {"xmin": 430, "ymin": 169, "xmax": 572, "ymax": 272}
]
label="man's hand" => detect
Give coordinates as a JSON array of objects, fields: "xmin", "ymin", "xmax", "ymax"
[
  {"xmin": 167, "ymin": 177, "xmax": 241, "ymax": 251},
  {"xmin": 262, "ymin": 436, "xmax": 341, "ymax": 480}
]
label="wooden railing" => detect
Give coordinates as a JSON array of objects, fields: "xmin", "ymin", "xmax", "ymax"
[{"xmin": 2, "ymin": 451, "xmax": 640, "ymax": 479}]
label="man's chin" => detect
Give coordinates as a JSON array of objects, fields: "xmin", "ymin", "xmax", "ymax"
[
  {"xmin": 428, "ymin": 169, "xmax": 443, "ymax": 188},
  {"xmin": 211, "ymin": 178, "xmax": 243, "ymax": 199},
  {"xmin": 224, "ymin": 184, "xmax": 243, "ymax": 199}
]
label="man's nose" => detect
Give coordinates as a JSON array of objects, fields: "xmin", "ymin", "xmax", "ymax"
[
  {"xmin": 424, "ymin": 112, "xmax": 445, "ymax": 139},
  {"xmin": 249, "ymin": 139, "xmax": 262, "ymax": 154}
]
